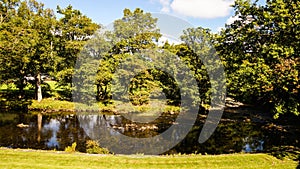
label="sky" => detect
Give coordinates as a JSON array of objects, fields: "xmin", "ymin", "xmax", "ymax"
[{"xmin": 38, "ymin": 0, "xmax": 265, "ymax": 33}]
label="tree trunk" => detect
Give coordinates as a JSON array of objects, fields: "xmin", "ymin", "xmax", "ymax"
[
  {"xmin": 18, "ymin": 78, "xmax": 26, "ymax": 99},
  {"xmin": 35, "ymin": 72, "xmax": 42, "ymax": 102},
  {"xmin": 96, "ymin": 84, "xmax": 100, "ymax": 101}
]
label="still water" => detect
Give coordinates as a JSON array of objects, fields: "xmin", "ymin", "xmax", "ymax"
[{"xmin": 0, "ymin": 109, "xmax": 299, "ymax": 154}]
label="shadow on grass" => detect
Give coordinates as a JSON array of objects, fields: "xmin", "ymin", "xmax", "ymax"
[
  {"xmin": 268, "ymin": 146, "xmax": 300, "ymax": 169},
  {"xmin": 0, "ymin": 83, "xmax": 53, "ymax": 112}
]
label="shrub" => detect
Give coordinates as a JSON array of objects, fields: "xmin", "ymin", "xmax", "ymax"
[
  {"xmin": 86, "ymin": 140, "xmax": 110, "ymax": 154},
  {"xmin": 64, "ymin": 142, "xmax": 77, "ymax": 153}
]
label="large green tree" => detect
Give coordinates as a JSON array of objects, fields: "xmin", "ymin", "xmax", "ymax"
[
  {"xmin": 94, "ymin": 8, "xmax": 162, "ymax": 103},
  {"xmin": 0, "ymin": 0, "xmax": 57, "ymax": 102},
  {"xmin": 55, "ymin": 5, "xmax": 99, "ymax": 100},
  {"xmin": 0, "ymin": 0, "xmax": 23, "ymax": 93},
  {"xmin": 216, "ymin": 0, "xmax": 299, "ymax": 117}
]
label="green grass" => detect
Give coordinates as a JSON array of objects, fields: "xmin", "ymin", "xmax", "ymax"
[
  {"xmin": 0, "ymin": 148, "xmax": 297, "ymax": 169},
  {"xmin": 29, "ymin": 98, "xmax": 181, "ymax": 118},
  {"xmin": 28, "ymin": 98, "xmax": 116, "ymax": 112},
  {"xmin": 29, "ymin": 98, "xmax": 75, "ymax": 110}
]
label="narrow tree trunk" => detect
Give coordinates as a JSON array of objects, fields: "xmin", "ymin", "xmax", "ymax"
[
  {"xmin": 18, "ymin": 72, "xmax": 28, "ymax": 112},
  {"xmin": 96, "ymin": 84, "xmax": 100, "ymax": 101},
  {"xmin": 18, "ymin": 78, "xmax": 26, "ymax": 99},
  {"xmin": 35, "ymin": 72, "xmax": 42, "ymax": 102}
]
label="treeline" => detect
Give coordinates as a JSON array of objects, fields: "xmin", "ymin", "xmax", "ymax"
[{"xmin": 0, "ymin": 0, "xmax": 299, "ymax": 118}]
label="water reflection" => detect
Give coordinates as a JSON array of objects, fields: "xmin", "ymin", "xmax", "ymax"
[
  {"xmin": 244, "ymin": 139, "xmax": 264, "ymax": 152},
  {"xmin": 0, "ymin": 111, "xmax": 299, "ymax": 155},
  {"xmin": 37, "ymin": 113, "xmax": 42, "ymax": 143},
  {"xmin": 43, "ymin": 119, "xmax": 60, "ymax": 148},
  {"xmin": 78, "ymin": 114, "xmax": 189, "ymax": 154}
]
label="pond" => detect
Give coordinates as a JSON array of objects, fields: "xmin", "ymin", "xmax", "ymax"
[{"xmin": 0, "ymin": 107, "xmax": 299, "ymax": 155}]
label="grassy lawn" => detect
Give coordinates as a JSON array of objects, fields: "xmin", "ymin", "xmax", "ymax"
[
  {"xmin": 0, "ymin": 148, "xmax": 298, "ymax": 169},
  {"xmin": 29, "ymin": 98, "xmax": 75, "ymax": 110}
]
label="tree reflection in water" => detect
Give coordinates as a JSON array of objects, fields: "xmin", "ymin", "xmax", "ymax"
[{"xmin": 0, "ymin": 111, "xmax": 299, "ymax": 154}]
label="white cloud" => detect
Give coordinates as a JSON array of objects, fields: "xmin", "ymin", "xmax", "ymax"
[
  {"xmin": 225, "ymin": 14, "xmax": 241, "ymax": 25},
  {"xmin": 159, "ymin": 0, "xmax": 172, "ymax": 13},
  {"xmin": 157, "ymin": 0, "xmax": 234, "ymax": 19},
  {"xmin": 214, "ymin": 14, "xmax": 241, "ymax": 33}
]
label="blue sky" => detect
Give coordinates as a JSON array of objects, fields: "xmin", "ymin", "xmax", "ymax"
[{"xmin": 38, "ymin": 0, "xmax": 265, "ymax": 33}]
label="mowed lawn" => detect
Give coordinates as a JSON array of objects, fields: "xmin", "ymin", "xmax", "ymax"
[{"xmin": 0, "ymin": 149, "xmax": 298, "ymax": 169}]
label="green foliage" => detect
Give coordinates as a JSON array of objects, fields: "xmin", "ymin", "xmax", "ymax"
[
  {"xmin": 0, "ymin": 0, "xmax": 58, "ymax": 103},
  {"xmin": 174, "ymin": 27, "xmax": 225, "ymax": 110},
  {"xmin": 88, "ymin": 9, "xmax": 221, "ymax": 113},
  {"xmin": 86, "ymin": 140, "xmax": 110, "ymax": 154},
  {"xmin": 216, "ymin": 0, "xmax": 300, "ymax": 117},
  {"xmin": 64, "ymin": 142, "xmax": 77, "ymax": 153},
  {"xmin": 55, "ymin": 5, "xmax": 100, "ymax": 101},
  {"xmin": 93, "ymin": 8, "xmax": 165, "ymax": 104},
  {"xmin": 0, "ymin": 1, "xmax": 99, "ymax": 103},
  {"xmin": 1, "ymin": 0, "xmax": 298, "ymax": 120},
  {"xmin": 113, "ymin": 8, "xmax": 161, "ymax": 52}
]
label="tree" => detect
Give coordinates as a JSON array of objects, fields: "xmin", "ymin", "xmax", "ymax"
[
  {"xmin": 22, "ymin": 0, "xmax": 57, "ymax": 102},
  {"xmin": 55, "ymin": 5, "xmax": 99, "ymax": 100},
  {"xmin": 94, "ymin": 8, "xmax": 162, "ymax": 103},
  {"xmin": 113, "ymin": 8, "xmax": 161, "ymax": 54},
  {"xmin": 161, "ymin": 26, "xmax": 226, "ymax": 112},
  {"xmin": 0, "ymin": 0, "xmax": 24, "ymax": 97},
  {"xmin": 93, "ymin": 9, "xmax": 221, "ymax": 109},
  {"xmin": 0, "ymin": 0, "xmax": 57, "ymax": 103},
  {"xmin": 177, "ymin": 27, "xmax": 214, "ymax": 110},
  {"xmin": 216, "ymin": 0, "xmax": 299, "ymax": 117}
]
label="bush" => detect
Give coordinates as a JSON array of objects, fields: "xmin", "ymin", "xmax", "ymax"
[
  {"xmin": 64, "ymin": 142, "xmax": 77, "ymax": 153},
  {"xmin": 86, "ymin": 140, "xmax": 110, "ymax": 154}
]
